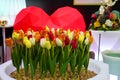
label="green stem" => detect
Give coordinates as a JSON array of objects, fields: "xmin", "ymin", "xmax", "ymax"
[
  {"xmin": 52, "ymin": 46, "xmax": 54, "ymax": 58},
  {"xmin": 62, "ymin": 47, "xmax": 64, "ymax": 59},
  {"xmin": 81, "ymin": 44, "xmax": 86, "ymax": 58},
  {"xmin": 68, "ymin": 45, "xmax": 72, "ymax": 56},
  {"xmin": 29, "ymin": 48, "xmax": 34, "ymax": 80},
  {"xmin": 25, "ymin": 47, "xmax": 28, "ymax": 77}
]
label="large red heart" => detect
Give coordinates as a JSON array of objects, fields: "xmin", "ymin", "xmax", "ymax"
[{"xmin": 13, "ymin": 6, "xmax": 86, "ymax": 32}]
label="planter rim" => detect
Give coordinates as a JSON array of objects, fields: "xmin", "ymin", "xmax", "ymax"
[
  {"xmin": 102, "ymin": 50, "xmax": 120, "ymax": 60},
  {"xmin": 0, "ymin": 60, "xmax": 15, "ymax": 80},
  {"xmin": 0, "ymin": 59, "xmax": 109, "ymax": 80},
  {"xmin": 88, "ymin": 59, "xmax": 109, "ymax": 80}
]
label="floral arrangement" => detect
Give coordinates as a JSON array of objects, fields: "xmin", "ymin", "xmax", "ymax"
[
  {"xmin": 89, "ymin": 0, "xmax": 120, "ymax": 31},
  {"xmin": 6, "ymin": 26, "xmax": 93, "ymax": 80}
]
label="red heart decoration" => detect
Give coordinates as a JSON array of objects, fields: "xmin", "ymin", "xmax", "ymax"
[
  {"xmin": 51, "ymin": 6, "xmax": 86, "ymax": 31},
  {"xmin": 13, "ymin": 6, "xmax": 86, "ymax": 32}
]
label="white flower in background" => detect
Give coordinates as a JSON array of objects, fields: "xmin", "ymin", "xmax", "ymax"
[
  {"xmin": 105, "ymin": 19, "xmax": 113, "ymax": 27},
  {"xmin": 103, "ymin": 0, "xmax": 118, "ymax": 6},
  {"xmin": 40, "ymin": 38, "xmax": 46, "ymax": 48},
  {"xmin": 56, "ymin": 38, "xmax": 62, "ymax": 46},
  {"xmin": 99, "ymin": 5, "xmax": 105, "ymax": 14},
  {"xmin": 29, "ymin": 37, "xmax": 35, "ymax": 45}
]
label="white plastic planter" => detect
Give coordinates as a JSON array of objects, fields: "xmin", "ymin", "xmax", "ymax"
[
  {"xmin": 0, "ymin": 59, "xmax": 109, "ymax": 80},
  {"xmin": 102, "ymin": 50, "xmax": 120, "ymax": 80}
]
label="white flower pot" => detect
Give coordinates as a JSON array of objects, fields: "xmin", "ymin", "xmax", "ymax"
[
  {"xmin": 102, "ymin": 50, "xmax": 120, "ymax": 76},
  {"xmin": 0, "ymin": 59, "xmax": 109, "ymax": 80}
]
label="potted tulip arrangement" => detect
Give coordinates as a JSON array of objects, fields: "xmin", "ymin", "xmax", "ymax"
[{"xmin": 5, "ymin": 26, "xmax": 93, "ymax": 80}]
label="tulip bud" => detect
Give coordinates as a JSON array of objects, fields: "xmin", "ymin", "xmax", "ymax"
[
  {"xmin": 23, "ymin": 36, "xmax": 28, "ymax": 44},
  {"xmin": 40, "ymin": 38, "xmax": 46, "ymax": 48},
  {"xmin": 71, "ymin": 39, "xmax": 77, "ymax": 49},
  {"xmin": 65, "ymin": 37, "xmax": 70, "ymax": 45},
  {"xmin": 79, "ymin": 32, "xmax": 84, "ymax": 43},
  {"xmin": 29, "ymin": 37, "xmax": 35, "ymax": 45},
  {"xmin": 45, "ymin": 41, "xmax": 51, "ymax": 50},
  {"xmin": 85, "ymin": 38, "xmax": 89, "ymax": 45},
  {"xmin": 25, "ymin": 40, "xmax": 32, "ymax": 48},
  {"xmin": 56, "ymin": 38, "xmax": 62, "ymax": 46},
  {"xmin": 12, "ymin": 32, "xmax": 19, "ymax": 39}
]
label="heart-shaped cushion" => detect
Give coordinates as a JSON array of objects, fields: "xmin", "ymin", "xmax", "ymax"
[{"xmin": 13, "ymin": 6, "xmax": 86, "ymax": 32}]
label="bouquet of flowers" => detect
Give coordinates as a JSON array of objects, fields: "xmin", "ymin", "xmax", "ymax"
[
  {"xmin": 89, "ymin": 0, "xmax": 120, "ymax": 31},
  {"xmin": 6, "ymin": 26, "xmax": 93, "ymax": 80}
]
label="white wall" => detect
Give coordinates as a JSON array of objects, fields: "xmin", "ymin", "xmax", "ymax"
[
  {"xmin": 0, "ymin": 0, "xmax": 26, "ymax": 63},
  {"xmin": 0, "ymin": 0, "xmax": 26, "ymax": 26},
  {"xmin": 90, "ymin": 31, "xmax": 120, "ymax": 61}
]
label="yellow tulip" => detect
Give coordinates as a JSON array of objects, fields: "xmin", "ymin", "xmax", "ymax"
[
  {"xmin": 67, "ymin": 29, "xmax": 71, "ymax": 36},
  {"xmin": 25, "ymin": 40, "xmax": 32, "ymax": 48},
  {"xmin": 85, "ymin": 31, "xmax": 90, "ymax": 38},
  {"xmin": 23, "ymin": 36, "xmax": 28, "ymax": 44},
  {"xmin": 79, "ymin": 34, "xmax": 84, "ymax": 43},
  {"xmin": 12, "ymin": 32, "xmax": 19, "ymax": 39},
  {"xmin": 44, "ymin": 41, "xmax": 51, "ymax": 50}
]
